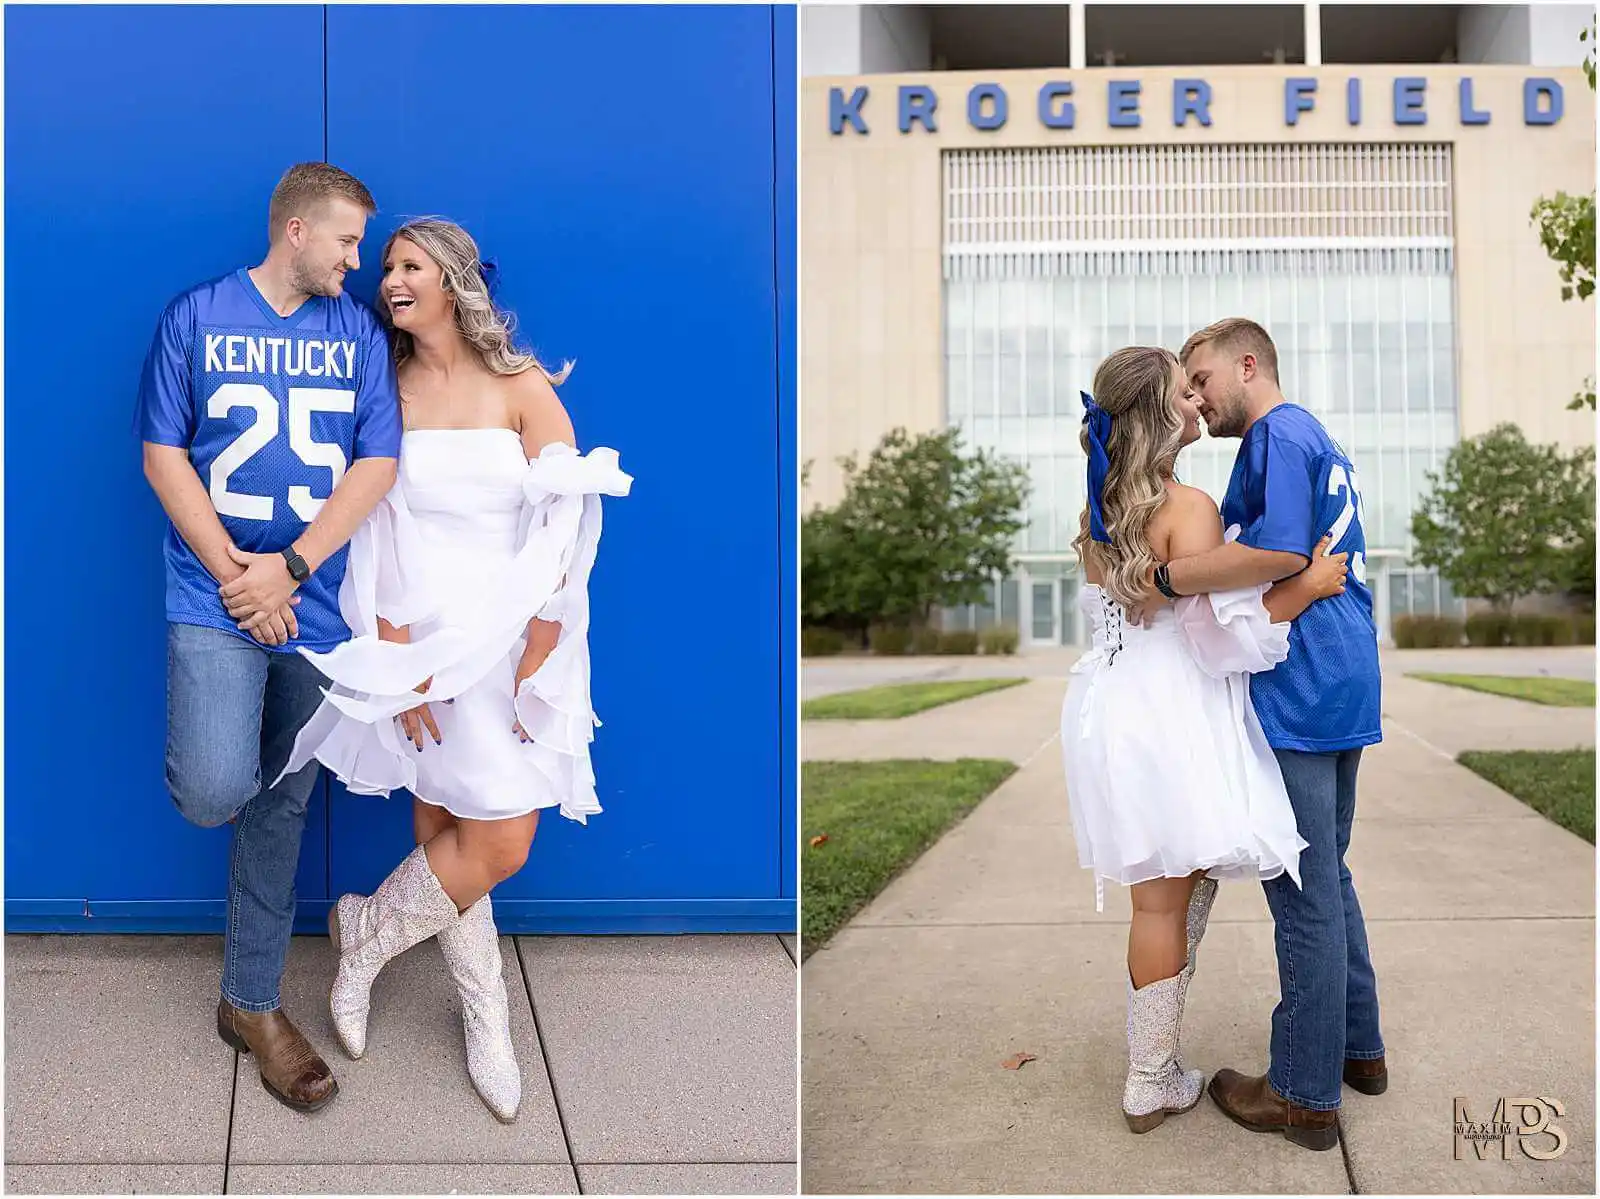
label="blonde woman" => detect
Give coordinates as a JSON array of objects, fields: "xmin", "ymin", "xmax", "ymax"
[
  {"xmin": 1061, "ymin": 346, "xmax": 1344, "ymax": 1134},
  {"xmin": 277, "ymin": 218, "xmax": 632, "ymax": 1122}
]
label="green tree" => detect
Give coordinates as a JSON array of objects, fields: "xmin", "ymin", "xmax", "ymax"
[
  {"xmin": 1410, "ymin": 424, "xmax": 1595, "ymax": 613},
  {"xmin": 801, "ymin": 458, "xmax": 885, "ymax": 637},
  {"xmin": 802, "ymin": 427, "xmax": 1030, "ymax": 633},
  {"xmin": 1569, "ymin": 520, "xmax": 1596, "ymax": 613},
  {"xmin": 801, "ymin": 505, "xmax": 871, "ymax": 633},
  {"xmin": 1529, "ymin": 19, "xmax": 1597, "ymax": 409}
]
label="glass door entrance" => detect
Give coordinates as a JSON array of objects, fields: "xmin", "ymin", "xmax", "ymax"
[
  {"xmin": 1029, "ymin": 579, "xmax": 1058, "ymax": 646},
  {"xmin": 1018, "ymin": 563, "xmax": 1087, "ymax": 647}
]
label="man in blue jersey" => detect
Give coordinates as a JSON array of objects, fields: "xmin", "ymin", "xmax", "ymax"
[
  {"xmin": 137, "ymin": 162, "xmax": 401, "ymax": 1114},
  {"xmin": 1135, "ymin": 318, "xmax": 1385, "ymax": 1151}
]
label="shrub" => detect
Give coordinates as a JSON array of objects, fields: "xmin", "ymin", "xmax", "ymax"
[
  {"xmin": 1578, "ymin": 614, "xmax": 1596, "ymax": 645},
  {"xmin": 1511, "ymin": 614, "xmax": 1577, "ymax": 646},
  {"xmin": 869, "ymin": 625, "xmax": 913, "ymax": 655},
  {"xmin": 911, "ymin": 626, "xmax": 943, "ymax": 655},
  {"xmin": 981, "ymin": 625, "xmax": 1020, "ymax": 655},
  {"xmin": 801, "ymin": 626, "xmax": 846, "ymax": 657},
  {"xmin": 1393, "ymin": 615, "xmax": 1464, "ymax": 648},
  {"xmin": 1465, "ymin": 612, "xmax": 1513, "ymax": 647},
  {"xmin": 937, "ymin": 630, "xmax": 980, "ymax": 655}
]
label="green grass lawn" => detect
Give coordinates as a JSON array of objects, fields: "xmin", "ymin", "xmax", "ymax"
[
  {"xmin": 801, "ymin": 758, "xmax": 1017, "ymax": 958},
  {"xmin": 1407, "ymin": 673, "xmax": 1596, "ymax": 708},
  {"xmin": 1458, "ymin": 749, "xmax": 1595, "ymax": 844},
  {"xmin": 802, "ymin": 678, "xmax": 1028, "ymax": 721}
]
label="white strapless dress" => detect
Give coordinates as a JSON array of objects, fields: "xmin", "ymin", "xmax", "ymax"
[
  {"xmin": 1061, "ymin": 580, "xmax": 1308, "ymax": 911},
  {"xmin": 279, "ymin": 429, "xmax": 633, "ymax": 822}
]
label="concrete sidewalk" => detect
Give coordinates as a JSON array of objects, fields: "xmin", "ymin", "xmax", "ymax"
[
  {"xmin": 801, "ymin": 670, "xmax": 1595, "ymax": 1194},
  {"xmin": 1382, "ymin": 673, "xmax": 1595, "ymax": 756},
  {"xmin": 5, "ymin": 933, "xmax": 797, "ymax": 1195}
]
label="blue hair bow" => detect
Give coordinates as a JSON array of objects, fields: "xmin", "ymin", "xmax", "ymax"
[
  {"xmin": 479, "ymin": 258, "xmax": 501, "ymax": 302},
  {"xmin": 1082, "ymin": 391, "xmax": 1112, "ymax": 544}
]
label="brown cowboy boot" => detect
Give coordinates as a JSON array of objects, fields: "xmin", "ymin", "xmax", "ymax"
[
  {"xmin": 217, "ymin": 1000, "xmax": 338, "ymax": 1113},
  {"xmin": 1343, "ymin": 1055, "xmax": 1388, "ymax": 1095},
  {"xmin": 1208, "ymin": 1068, "xmax": 1338, "ymax": 1151}
]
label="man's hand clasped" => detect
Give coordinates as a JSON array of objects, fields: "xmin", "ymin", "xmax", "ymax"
[{"xmin": 219, "ymin": 544, "xmax": 303, "ymax": 648}]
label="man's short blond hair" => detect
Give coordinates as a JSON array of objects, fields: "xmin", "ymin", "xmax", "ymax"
[
  {"xmin": 268, "ymin": 162, "xmax": 376, "ymax": 243},
  {"xmin": 1180, "ymin": 317, "xmax": 1279, "ymax": 384}
]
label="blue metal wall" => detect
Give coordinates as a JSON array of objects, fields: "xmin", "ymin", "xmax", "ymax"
[{"xmin": 5, "ymin": 4, "xmax": 796, "ymax": 935}]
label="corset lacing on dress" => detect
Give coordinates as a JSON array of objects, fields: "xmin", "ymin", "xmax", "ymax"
[{"xmin": 1100, "ymin": 588, "xmax": 1125, "ymax": 667}]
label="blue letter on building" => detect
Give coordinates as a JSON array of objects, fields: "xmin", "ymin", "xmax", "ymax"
[
  {"xmin": 1458, "ymin": 78, "xmax": 1490, "ymax": 125},
  {"xmin": 1039, "ymin": 81, "xmax": 1076, "ymax": 129},
  {"xmin": 1347, "ymin": 77, "xmax": 1361, "ymax": 125},
  {"xmin": 830, "ymin": 86, "xmax": 868, "ymax": 135},
  {"xmin": 1173, "ymin": 79, "xmax": 1212, "ymax": 127},
  {"xmin": 969, "ymin": 83, "xmax": 1008, "ymax": 130},
  {"xmin": 899, "ymin": 85, "xmax": 938, "ymax": 133},
  {"xmin": 1285, "ymin": 78, "xmax": 1317, "ymax": 125},
  {"xmin": 1525, "ymin": 77, "xmax": 1564, "ymax": 125},
  {"xmin": 1109, "ymin": 80, "xmax": 1142, "ymax": 128},
  {"xmin": 1394, "ymin": 77, "xmax": 1427, "ymax": 125}
]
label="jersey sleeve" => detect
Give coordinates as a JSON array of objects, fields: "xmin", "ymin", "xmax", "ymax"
[
  {"xmin": 1235, "ymin": 431, "xmax": 1317, "ymax": 559},
  {"xmin": 136, "ymin": 297, "xmax": 197, "ymax": 447},
  {"xmin": 352, "ymin": 322, "xmax": 402, "ymax": 460}
]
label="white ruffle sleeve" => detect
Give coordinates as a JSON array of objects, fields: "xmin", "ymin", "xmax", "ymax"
[
  {"xmin": 1173, "ymin": 524, "xmax": 1291, "ymax": 679},
  {"xmin": 277, "ymin": 443, "xmax": 633, "ymax": 824}
]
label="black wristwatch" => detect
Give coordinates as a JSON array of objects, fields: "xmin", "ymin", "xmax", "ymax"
[
  {"xmin": 1153, "ymin": 563, "xmax": 1179, "ymax": 600},
  {"xmin": 281, "ymin": 546, "xmax": 311, "ymax": 583}
]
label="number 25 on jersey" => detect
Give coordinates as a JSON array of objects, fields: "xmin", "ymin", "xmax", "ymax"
[
  {"xmin": 207, "ymin": 383, "xmax": 354, "ymax": 523},
  {"xmin": 1326, "ymin": 462, "xmax": 1368, "ymax": 584}
]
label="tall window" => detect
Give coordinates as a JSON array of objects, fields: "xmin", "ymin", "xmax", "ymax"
[
  {"xmin": 942, "ymin": 144, "xmax": 1463, "ymax": 635},
  {"xmin": 945, "ymin": 267, "xmax": 1456, "ymax": 555}
]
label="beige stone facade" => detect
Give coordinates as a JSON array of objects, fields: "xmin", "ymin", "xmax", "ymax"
[{"xmin": 801, "ymin": 64, "xmax": 1597, "ymax": 510}]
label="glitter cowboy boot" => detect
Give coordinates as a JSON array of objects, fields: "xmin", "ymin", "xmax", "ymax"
[
  {"xmin": 1123, "ymin": 969, "xmax": 1205, "ymax": 1133},
  {"xmin": 1173, "ymin": 875, "xmax": 1220, "ymax": 1072},
  {"xmin": 436, "ymin": 893, "xmax": 523, "ymax": 1122},
  {"xmin": 326, "ymin": 844, "xmax": 462, "ymax": 1060},
  {"xmin": 1185, "ymin": 875, "xmax": 1219, "ymax": 974}
]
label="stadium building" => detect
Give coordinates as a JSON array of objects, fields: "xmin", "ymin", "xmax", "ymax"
[{"xmin": 802, "ymin": 3, "xmax": 1596, "ymax": 646}]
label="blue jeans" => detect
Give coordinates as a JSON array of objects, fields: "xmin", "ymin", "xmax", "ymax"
[
  {"xmin": 1260, "ymin": 747, "xmax": 1385, "ymax": 1111},
  {"xmin": 165, "ymin": 622, "xmax": 326, "ymax": 1012}
]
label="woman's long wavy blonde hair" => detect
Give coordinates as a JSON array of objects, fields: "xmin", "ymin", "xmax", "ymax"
[
  {"xmin": 1071, "ymin": 346, "xmax": 1187, "ymax": 609},
  {"xmin": 378, "ymin": 218, "xmax": 571, "ymax": 384}
]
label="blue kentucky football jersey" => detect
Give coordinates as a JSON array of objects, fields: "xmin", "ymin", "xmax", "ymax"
[
  {"xmin": 137, "ymin": 268, "xmax": 402, "ymax": 653},
  {"xmin": 1220, "ymin": 403, "xmax": 1383, "ymax": 753}
]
